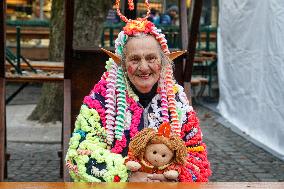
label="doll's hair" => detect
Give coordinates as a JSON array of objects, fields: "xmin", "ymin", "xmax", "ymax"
[{"xmin": 129, "ymin": 128, "xmax": 187, "ymax": 164}]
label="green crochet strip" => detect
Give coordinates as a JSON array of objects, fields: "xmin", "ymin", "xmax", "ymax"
[
  {"xmin": 66, "ymin": 105, "xmax": 128, "ymax": 182},
  {"xmin": 105, "ymin": 58, "xmax": 114, "ymax": 71},
  {"xmin": 74, "ymin": 105, "xmax": 106, "ymax": 138},
  {"xmin": 116, "ymin": 33, "xmax": 127, "ymax": 56},
  {"xmin": 177, "ymin": 108, "xmax": 183, "ymax": 124},
  {"xmin": 114, "ymin": 67, "xmax": 127, "ymax": 140}
]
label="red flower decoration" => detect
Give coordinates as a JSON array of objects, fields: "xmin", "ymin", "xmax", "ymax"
[
  {"xmin": 113, "ymin": 175, "xmax": 121, "ymax": 182},
  {"xmin": 123, "ymin": 19, "xmax": 155, "ymax": 36},
  {"xmin": 157, "ymin": 122, "xmax": 171, "ymax": 138}
]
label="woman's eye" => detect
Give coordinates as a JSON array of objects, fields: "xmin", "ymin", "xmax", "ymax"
[
  {"xmin": 162, "ymin": 154, "xmax": 166, "ymax": 157},
  {"xmin": 129, "ymin": 60, "xmax": 138, "ymax": 65},
  {"xmin": 129, "ymin": 57, "xmax": 140, "ymax": 63},
  {"xmin": 153, "ymin": 151, "xmax": 157, "ymax": 154},
  {"xmin": 147, "ymin": 56, "xmax": 156, "ymax": 63}
]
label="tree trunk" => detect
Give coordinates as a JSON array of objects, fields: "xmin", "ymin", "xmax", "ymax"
[
  {"xmin": 73, "ymin": 0, "xmax": 111, "ymax": 48},
  {"xmin": 29, "ymin": 0, "xmax": 111, "ymax": 123},
  {"xmin": 28, "ymin": 0, "xmax": 64, "ymax": 123}
]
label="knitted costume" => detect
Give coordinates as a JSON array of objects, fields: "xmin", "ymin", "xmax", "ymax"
[{"xmin": 65, "ymin": 0, "xmax": 211, "ymax": 182}]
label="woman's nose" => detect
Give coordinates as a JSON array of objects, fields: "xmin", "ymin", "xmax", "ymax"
[{"xmin": 138, "ymin": 59, "xmax": 149, "ymax": 71}]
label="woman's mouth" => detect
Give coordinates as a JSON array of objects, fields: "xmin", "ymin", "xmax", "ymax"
[{"xmin": 137, "ymin": 73, "xmax": 152, "ymax": 79}]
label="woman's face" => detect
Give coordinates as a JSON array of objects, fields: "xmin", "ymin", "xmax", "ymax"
[{"xmin": 124, "ymin": 36, "xmax": 162, "ymax": 93}]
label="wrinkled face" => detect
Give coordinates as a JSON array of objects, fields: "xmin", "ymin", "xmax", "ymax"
[
  {"xmin": 124, "ymin": 35, "xmax": 162, "ymax": 93},
  {"xmin": 144, "ymin": 143, "xmax": 174, "ymax": 167}
]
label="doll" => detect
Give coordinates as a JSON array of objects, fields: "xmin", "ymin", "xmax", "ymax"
[{"xmin": 125, "ymin": 122, "xmax": 188, "ymax": 180}]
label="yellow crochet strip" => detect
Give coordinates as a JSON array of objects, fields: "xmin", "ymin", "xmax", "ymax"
[
  {"xmin": 173, "ymin": 84, "xmax": 179, "ymax": 94},
  {"xmin": 187, "ymin": 146, "xmax": 205, "ymax": 152}
]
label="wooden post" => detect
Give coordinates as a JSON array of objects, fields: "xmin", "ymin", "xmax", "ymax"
[
  {"xmin": 179, "ymin": 0, "xmax": 189, "ymax": 50},
  {"xmin": 63, "ymin": 0, "xmax": 74, "ymax": 181},
  {"xmin": 179, "ymin": 0, "xmax": 192, "ymax": 103},
  {"xmin": 0, "ymin": 0, "xmax": 6, "ymax": 182},
  {"xmin": 184, "ymin": 0, "xmax": 203, "ymax": 82},
  {"xmin": 63, "ymin": 79, "xmax": 71, "ymax": 181},
  {"xmin": 184, "ymin": 0, "xmax": 203, "ymax": 104}
]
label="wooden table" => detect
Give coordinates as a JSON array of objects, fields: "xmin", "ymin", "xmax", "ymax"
[{"xmin": 0, "ymin": 182, "xmax": 283, "ymax": 189}]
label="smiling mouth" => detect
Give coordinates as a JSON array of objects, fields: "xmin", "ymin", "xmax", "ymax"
[{"xmin": 137, "ymin": 73, "xmax": 152, "ymax": 79}]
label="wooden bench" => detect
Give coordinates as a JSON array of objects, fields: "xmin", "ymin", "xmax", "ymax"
[
  {"xmin": 193, "ymin": 50, "xmax": 217, "ymax": 97},
  {"xmin": 190, "ymin": 77, "xmax": 209, "ymax": 101},
  {"xmin": 5, "ymin": 73, "xmax": 63, "ymax": 83},
  {"xmin": 5, "ymin": 61, "xmax": 63, "ymax": 83},
  {"xmin": 5, "ymin": 61, "xmax": 63, "ymax": 105},
  {"xmin": 5, "ymin": 61, "xmax": 64, "ymax": 71},
  {"xmin": 6, "ymin": 26, "xmax": 50, "ymax": 40}
]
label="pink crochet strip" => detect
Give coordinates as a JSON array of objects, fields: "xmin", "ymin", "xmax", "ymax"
[{"xmin": 83, "ymin": 96, "xmax": 106, "ymax": 128}]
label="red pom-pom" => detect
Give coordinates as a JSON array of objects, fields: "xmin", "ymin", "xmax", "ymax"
[{"xmin": 113, "ymin": 175, "xmax": 121, "ymax": 182}]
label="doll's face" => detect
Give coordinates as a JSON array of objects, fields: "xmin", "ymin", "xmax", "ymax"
[{"xmin": 144, "ymin": 143, "xmax": 174, "ymax": 167}]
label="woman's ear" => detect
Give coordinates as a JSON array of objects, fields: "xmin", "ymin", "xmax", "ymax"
[
  {"xmin": 101, "ymin": 48, "xmax": 121, "ymax": 65},
  {"xmin": 168, "ymin": 50, "xmax": 187, "ymax": 61}
]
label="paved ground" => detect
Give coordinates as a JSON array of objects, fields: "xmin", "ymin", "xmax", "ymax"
[
  {"xmin": 198, "ymin": 106, "xmax": 284, "ymax": 182},
  {"xmin": 5, "ymin": 84, "xmax": 62, "ymax": 181},
  {"xmin": 6, "ymin": 104, "xmax": 61, "ymax": 143},
  {"xmin": 7, "ymin": 143, "xmax": 62, "ymax": 182},
  {"xmin": 4, "ymin": 84, "xmax": 284, "ymax": 182}
]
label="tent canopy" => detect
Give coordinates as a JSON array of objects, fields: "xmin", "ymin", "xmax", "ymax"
[{"xmin": 218, "ymin": 0, "xmax": 284, "ymax": 158}]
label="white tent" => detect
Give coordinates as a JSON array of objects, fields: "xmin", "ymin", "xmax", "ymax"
[{"xmin": 217, "ymin": 0, "xmax": 284, "ymax": 158}]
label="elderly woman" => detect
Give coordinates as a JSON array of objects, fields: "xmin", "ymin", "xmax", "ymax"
[{"xmin": 65, "ymin": 0, "xmax": 211, "ymax": 182}]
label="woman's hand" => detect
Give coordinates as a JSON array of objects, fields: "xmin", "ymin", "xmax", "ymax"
[
  {"xmin": 147, "ymin": 173, "xmax": 169, "ymax": 182},
  {"xmin": 128, "ymin": 172, "xmax": 177, "ymax": 182},
  {"xmin": 148, "ymin": 173, "xmax": 178, "ymax": 182},
  {"xmin": 128, "ymin": 172, "xmax": 149, "ymax": 182},
  {"xmin": 126, "ymin": 161, "xmax": 142, "ymax": 172}
]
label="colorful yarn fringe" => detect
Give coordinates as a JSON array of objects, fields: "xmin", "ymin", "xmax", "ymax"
[
  {"xmin": 114, "ymin": 66, "xmax": 127, "ymax": 140},
  {"xmin": 150, "ymin": 27, "xmax": 170, "ymax": 54},
  {"xmin": 159, "ymin": 81, "xmax": 169, "ymax": 123},
  {"xmin": 105, "ymin": 60, "xmax": 118, "ymax": 146},
  {"xmin": 165, "ymin": 63, "xmax": 180, "ymax": 135}
]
